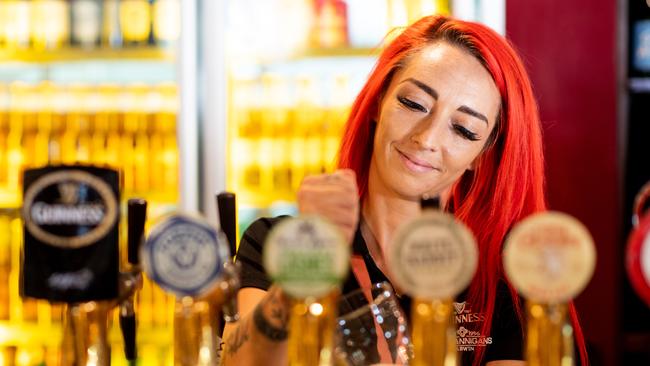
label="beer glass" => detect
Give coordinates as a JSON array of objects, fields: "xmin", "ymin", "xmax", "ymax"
[{"xmin": 334, "ymin": 282, "xmax": 411, "ymax": 366}]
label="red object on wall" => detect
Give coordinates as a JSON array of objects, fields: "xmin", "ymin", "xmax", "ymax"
[{"xmin": 506, "ymin": 1, "xmax": 620, "ymax": 365}]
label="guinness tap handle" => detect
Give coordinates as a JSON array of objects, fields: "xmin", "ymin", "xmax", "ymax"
[
  {"xmin": 121, "ymin": 198, "xmax": 147, "ymax": 362},
  {"xmin": 216, "ymin": 192, "xmax": 237, "ymax": 256},
  {"xmin": 120, "ymin": 311, "xmax": 137, "ymax": 361},
  {"xmin": 127, "ymin": 198, "xmax": 148, "ymax": 266}
]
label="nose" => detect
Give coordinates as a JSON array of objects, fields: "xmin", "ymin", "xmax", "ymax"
[{"xmin": 410, "ymin": 112, "xmax": 446, "ymax": 151}]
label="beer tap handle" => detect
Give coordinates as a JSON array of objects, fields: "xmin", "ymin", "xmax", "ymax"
[
  {"xmin": 216, "ymin": 192, "xmax": 237, "ymax": 257},
  {"xmin": 216, "ymin": 192, "xmax": 240, "ymax": 324},
  {"xmin": 221, "ymin": 261, "xmax": 241, "ymax": 323},
  {"xmin": 121, "ymin": 198, "xmax": 147, "ymax": 362},
  {"xmin": 127, "ymin": 198, "xmax": 148, "ymax": 267}
]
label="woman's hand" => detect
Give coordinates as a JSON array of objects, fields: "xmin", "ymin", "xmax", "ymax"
[{"xmin": 297, "ymin": 169, "xmax": 360, "ymax": 244}]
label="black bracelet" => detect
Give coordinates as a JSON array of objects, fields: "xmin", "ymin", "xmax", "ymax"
[{"xmin": 253, "ymin": 304, "xmax": 288, "ymax": 341}]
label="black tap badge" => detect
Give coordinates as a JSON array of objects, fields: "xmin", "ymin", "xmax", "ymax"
[{"xmin": 21, "ymin": 165, "xmax": 120, "ymax": 303}]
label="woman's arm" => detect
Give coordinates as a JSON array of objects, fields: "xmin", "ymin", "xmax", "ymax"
[{"xmin": 221, "ymin": 287, "xmax": 291, "ymax": 366}]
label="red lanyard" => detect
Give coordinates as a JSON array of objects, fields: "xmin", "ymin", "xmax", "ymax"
[{"xmin": 350, "ymin": 254, "xmax": 394, "ymax": 363}]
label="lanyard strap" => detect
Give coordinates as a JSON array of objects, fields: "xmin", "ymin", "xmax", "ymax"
[{"xmin": 350, "ymin": 254, "xmax": 393, "ymax": 363}]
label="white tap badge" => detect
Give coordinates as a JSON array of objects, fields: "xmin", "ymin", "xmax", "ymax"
[
  {"xmin": 503, "ymin": 211, "xmax": 596, "ymax": 303},
  {"xmin": 263, "ymin": 216, "xmax": 349, "ymax": 299},
  {"xmin": 142, "ymin": 213, "xmax": 230, "ymax": 298},
  {"xmin": 387, "ymin": 211, "xmax": 478, "ymax": 300}
]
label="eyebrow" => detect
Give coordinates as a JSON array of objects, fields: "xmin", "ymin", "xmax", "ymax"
[
  {"xmin": 457, "ymin": 105, "xmax": 488, "ymax": 125},
  {"xmin": 402, "ymin": 78, "xmax": 438, "ymax": 99},
  {"xmin": 401, "ymin": 77, "xmax": 488, "ymax": 125}
]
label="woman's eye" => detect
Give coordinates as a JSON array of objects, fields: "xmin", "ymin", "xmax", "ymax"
[
  {"xmin": 453, "ymin": 124, "xmax": 480, "ymax": 141},
  {"xmin": 397, "ymin": 96, "xmax": 427, "ymax": 113}
]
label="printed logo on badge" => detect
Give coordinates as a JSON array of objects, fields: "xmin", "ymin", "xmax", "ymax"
[
  {"xmin": 142, "ymin": 214, "xmax": 230, "ymax": 298},
  {"xmin": 388, "ymin": 211, "xmax": 478, "ymax": 300},
  {"xmin": 503, "ymin": 211, "xmax": 596, "ymax": 303},
  {"xmin": 263, "ymin": 216, "xmax": 349, "ymax": 299},
  {"xmin": 23, "ymin": 169, "xmax": 118, "ymax": 249}
]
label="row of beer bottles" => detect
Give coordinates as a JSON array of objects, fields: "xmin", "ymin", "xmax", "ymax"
[
  {"xmin": 0, "ymin": 0, "xmax": 180, "ymax": 51},
  {"xmin": 0, "ymin": 81, "xmax": 179, "ymax": 207},
  {"xmin": 230, "ymin": 73, "xmax": 353, "ymax": 139}
]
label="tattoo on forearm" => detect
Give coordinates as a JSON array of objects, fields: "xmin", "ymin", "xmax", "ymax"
[
  {"xmin": 225, "ymin": 318, "xmax": 250, "ymax": 357},
  {"xmin": 270, "ymin": 306, "xmax": 289, "ymax": 328},
  {"xmin": 254, "ymin": 289, "xmax": 289, "ymax": 341}
]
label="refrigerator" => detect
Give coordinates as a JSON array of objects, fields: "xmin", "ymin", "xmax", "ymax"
[{"xmin": 0, "ymin": 0, "xmax": 504, "ymax": 364}]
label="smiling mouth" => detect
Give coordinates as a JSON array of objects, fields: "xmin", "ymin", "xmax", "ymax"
[{"xmin": 395, "ymin": 148, "xmax": 436, "ymax": 173}]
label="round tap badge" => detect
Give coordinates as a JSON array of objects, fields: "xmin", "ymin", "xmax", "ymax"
[
  {"xmin": 142, "ymin": 213, "xmax": 230, "ymax": 298},
  {"xmin": 263, "ymin": 216, "xmax": 349, "ymax": 299},
  {"xmin": 626, "ymin": 213, "xmax": 650, "ymax": 307},
  {"xmin": 503, "ymin": 211, "xmax": 596, "ymax": 303},
  {"xmin": 387, "ymin": 211, "xmax": 478, "ymax": 300},
  {"xmin": 22, "ymin": 168, "xmax": 119, "ymax": 249}
]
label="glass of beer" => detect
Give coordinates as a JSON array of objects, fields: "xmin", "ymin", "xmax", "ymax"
[{"xmin": 334, "ymin": 282, "xmax": 412, "ymax": 366}]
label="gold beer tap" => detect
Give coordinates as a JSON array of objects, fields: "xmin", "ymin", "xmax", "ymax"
[
  {"xmin": 263, "ymin": 215, "xmax": 350, "ymax": 366},
  {"xmin": 143, "ymin": 205, "xmax": 240, "ymax": 366},
  {"xmin": 118, "ymin": 198, "xmax": 147, "ymax": 364},
  {"xmin": 503, "ymin": 211, "xmax": 596, "ymax": 366},
  {"xmin": 387, "ymin": 196, "xmax": 479, "ymax": 366},
  {"xmin": 216, "ymin": 192, "xmax": 241, "ymax": 323},
  {"xmin": 61, "ymin": 198, "xmax": 148, "ymax": 366}
]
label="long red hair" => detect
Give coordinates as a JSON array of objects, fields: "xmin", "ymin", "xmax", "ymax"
[{"xmin": 337, "ymin": 15, "xmax": 588, "ymax": 366}]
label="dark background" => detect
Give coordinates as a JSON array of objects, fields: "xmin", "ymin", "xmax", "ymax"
[{"xmin": 507, "ymin": 0, "xmax": 650, "ymax": 365}]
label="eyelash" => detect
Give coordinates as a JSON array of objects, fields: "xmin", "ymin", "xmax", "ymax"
[
  {"xmin": 397, "ymin": 96, "xmax": 480, "ymax": 141},
  {"xmin": 453, "ymin": 125, "xmax": 480, "ymax": 141},
  {"xmin": 397, "ymin": 96, "xmax": 427, "ymax": 113}
]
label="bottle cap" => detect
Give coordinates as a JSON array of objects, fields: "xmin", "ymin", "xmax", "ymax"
[{"xmin": 503, "ymin": 211, "xmax": 596, "ymax": 303}]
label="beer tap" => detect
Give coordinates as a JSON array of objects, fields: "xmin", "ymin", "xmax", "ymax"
[
  {"xmin": 143, "ymin": 209, "xmax": 240, "ymax": 366},
  {"xmin": 503, "ymin": 211, "xmax": 596, "ymax": 366},
  {"xmin": 263, "ymin": 215, "xmax": 350, "ymax": 365},
  {"xmin": 386, "ymin": 195, "xmax": 479, "ymax": 366},
  {"xmin": 216, "ymin": 191, "xmax": 241, "ymax": 323},
  {"xmin": 626, "ymin": 183, "xmax": 650, "ymax": 309},
  {"xmin": 118, "ymin": 198, "xmax": 147, "ymax": 364}
]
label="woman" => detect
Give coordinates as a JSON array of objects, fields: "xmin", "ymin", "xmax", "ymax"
[{"xmin": 222, "ymin": 15, "xmax": 589, "ymax": 366}]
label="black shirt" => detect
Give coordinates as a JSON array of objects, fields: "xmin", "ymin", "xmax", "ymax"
[{"xmin": 236, "ymin": 216, "xmax": 525, "ymax": 365}]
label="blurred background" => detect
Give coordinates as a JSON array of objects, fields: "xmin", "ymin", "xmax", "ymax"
[{"xmin": 0, "ymin": 0, "xmax": 644, "ymax": 365}]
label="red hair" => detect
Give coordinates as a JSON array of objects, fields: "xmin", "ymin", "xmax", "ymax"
[{"xmin": 337, "ymin": 15, "xmax": 588, "ymax": 366}]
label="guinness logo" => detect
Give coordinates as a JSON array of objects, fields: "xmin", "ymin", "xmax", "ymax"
[
  {"xmin": 22, "ymin": 169, "xmax": 119, "ymax": 249},
  {"xmin": 454, "ymin": 301, "xmax": 467, "ymax": 314},
  {"xmin": 58, "ymin": 182, "xmax": 79, "ymax": 205}
]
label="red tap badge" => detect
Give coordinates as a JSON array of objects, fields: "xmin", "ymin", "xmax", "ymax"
[{"xmin": 626, "ymin": 182, "xmax": 650, "ymax": 307}]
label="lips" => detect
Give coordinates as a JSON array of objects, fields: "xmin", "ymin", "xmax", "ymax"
[{"xmin": 395, "ymin": 147, "xmax": 436, "ymax": 173}]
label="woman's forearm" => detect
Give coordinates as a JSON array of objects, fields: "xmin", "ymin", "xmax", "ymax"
[{"xmin": 221, "ymin": 287, "xmax": 290, "ymax": 365}]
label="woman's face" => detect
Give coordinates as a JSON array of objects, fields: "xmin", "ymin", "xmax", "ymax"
[{"xmin": 369, "ymin": 41, "xmax": 500, "ymax": 201}]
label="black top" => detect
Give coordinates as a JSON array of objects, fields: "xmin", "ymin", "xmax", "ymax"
[{"xmin": 236, "ymin": 216, "xmax": 525, "ymax": 365}]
